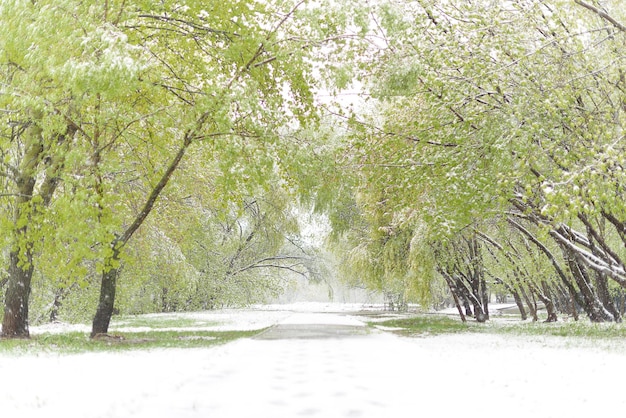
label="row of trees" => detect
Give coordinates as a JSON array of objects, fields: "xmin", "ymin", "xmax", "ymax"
[
  {"xmin": 320, "ymin": 0, "xmax": 626, "ymax": 322},
  {"xmin": 0, "ymin": 0, "xmax": 365, "ymax": 338},
  {"xmin": 3, "ymin": 0, "xmax": 625, "ymax": 339}
]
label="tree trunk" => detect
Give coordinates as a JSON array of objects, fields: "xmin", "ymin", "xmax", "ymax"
[
  {"xmin": 508, "ymin": 217, "xmax": 585, "ymax": 311},
  {"xmin": 566, "ymin": 255, "xmax": 613, "ymax": 322},
  {"xmin": 493, "ymin": 275, "xmax": 527, "ymax": 320},
  {"xmin": 462, "ymin": 297, "xmax": 473, "ymax": 318},
  {"xmin": 91, "ymin": 249, "xmax": 121, "ymax": 337},
  {"xmin": 1, "ymin": 250, "xmax": 34, "ymax": 338},
  {"xmin": 49, "ymin": 286, "xmax": 71, "ymax": 322},
  {"xmin": 90, "ymin": 135, "xmax": 192, "ymax": 337},
  {"xmin": 560, "ymin": 284, "xmax": 580, "ymax": 321},
  {"xmin": 1, "ymin": 130, "xmax": 41, "ymax": 338},
  {"xmin": 595, "ymin": 272, "xmax": 621, "ymax": 322},
  {"xmin": 540, "ymin": 281, "xmax": 558, "ymax": 323},
  {"xmin": 474, "ymin": 304, "xmax": 488, "ymax": 322},
  {"xmin": 511, "ymin": 287, "xmax": 527, "ymax": 321},
  {"xmin": 519, "ymin": 285, "xmax": 538, "ymax": 322},
  {"xmin": 451, "ymin": 290, "xmax": 467, "ymax": 323},
  {"xmin": 440, "ymin": 268, "xmax": 466, "ymax": 322},
  {"xmin": 1, "ymin": 122, "xmax": 74, "ymax": 338},
  {"xmin": 479, "ymin": 276, "xmax": 489, "ymax": 321}
]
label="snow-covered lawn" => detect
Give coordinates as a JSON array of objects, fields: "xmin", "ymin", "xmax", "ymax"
[{"xmin": 2, "ymin": 303, "xmax": 626, "ymax": 417}]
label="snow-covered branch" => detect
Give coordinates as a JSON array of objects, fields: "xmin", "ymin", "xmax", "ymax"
[{"xmin": 549, "ymin": 229, "xmax": 626, "ymax": 288}]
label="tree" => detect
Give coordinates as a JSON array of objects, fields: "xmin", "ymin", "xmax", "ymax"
[
  {"xmin": 0, "ymin": 0, "xmax": 113, "ymax": 337},
  {"xmin": 327, "ymin": 0, "xmax": 626, "ymax": 320},
  {"xmin": 1, "ymin": 0, "xmax": 367, "ymax": 337},
  {"xmin": 88, "ymin": 0, "xmax": 369, "ymax": 336},
  {"xmin": 434, "ymin": 231, "xmax": 489, "ymax": 322}
]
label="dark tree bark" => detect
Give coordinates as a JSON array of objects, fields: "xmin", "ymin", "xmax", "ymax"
[
  {"xmin": 462, "ymin": 295, "xmax": 473, "ymax": 318},
  {"xmin": 501, "ymin": 276, "xmax": 528, "ymax": 320},
  {"xmin": 540, "ymin": 281, "xmax": 558, "ymax": 322},
  {"xmin": 436, "ymin": 233, "xmax": 489, "ymax": 322},
  {"xmin": 492, "ymin": 275, "xmax": 528, "ymax": 321},
  {"xmin": 476, "ymin": 229, "xmax": 531, "ymax": 320},
  {"xmin": 595, "ymin": 272, "xmax": 621, "ymax": 322},
  {"xmin": 616, "ymin": 294, "xmax": 624, "ymax": 315},
  {"xmin": 519, "ymin": 285, "xmax": 538, "ymax": 322},
  {"xmin": 439, "ymin": 267, "xmax": 467, "ymax": 322},
  {"xmin": 479, "ymin": 275, "xmax": 489, "ymax": 321},
  {"xmin": 511, "ymin": 287, "xmax": 528, "ymax": 321},
  {"xmin": 565, "ymin": 255, "xmax": 613, "ymax": 322},
  {"xmin": 508, "ymin": 218, "xmax": 586, "ymax": 311},
  {"xmin": 565, "ymin": 286, "xmax": 580, "ymax": 321},
  {"xmin": 2, "ymin": 250, "xmax": 34, "ymax": 338},
  {"xmin": 91, "ymin": 248, "xmax": 121, "ymax": 337}
]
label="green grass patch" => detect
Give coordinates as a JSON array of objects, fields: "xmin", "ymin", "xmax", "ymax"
[
  {"xmin": 492, "ymin": 320, "xmax": 626, "ymax": 339},
  {"xmin": 377, "ymin": 314, "xmax": 626, "ymax": 339},
  {"xmin": 0, "ymin": 329, "xmax": 262, "ymax": 355},
  {"xmin": 0, "ymin": 311, "xmax": 261, "ymax": 355},
  {"xmin": 377, "ymin": 315, "xmax": 474, "ymax": 336},
  {"xmin": 110, "ymin": 315, "xmax": 220, "ymax": 330}
]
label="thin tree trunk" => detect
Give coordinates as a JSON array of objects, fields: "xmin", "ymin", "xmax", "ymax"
[
  {"xmin": 462, "ymin": 296, "xmax": 473, "ymax": 318},
  {"xmin": 91, "ymin": 250, "xmax": 121, "ymax": 337},
  {"xmin": 595, "ymin": 272, "xmax": 621, "ymax": 322},
  {"xmin": 566, "ymin": 255, "xmax": 613, "ymax": 322},
  {"xmin": 475, "ymin": 230, "xmax": 527, "ymax": 320},
  {"xmin": 540, "ymin": 281, "xmax": 558, "ymax": 322},
  {"xmin": 508, "ymin": 218, "xmax": 585, "ymax": 309},
  {"xmin": 90, "ymin": 135, "xmax": 192, "ymax": 337},
  {"xmin": 519, "ymin": 284, "xmax": 538, "ymax": 321},
  {"xmin": 509, "ymin": 275, "xmax": 528, "ymax": 320},
  {"xmin": 480, "ymin": 276, "xmax": 489, "ymax": 321},
  {"xmin": 49, "ymin": 287, "xmax": 69, "ymax": 323},
  {"xmin": 494, "ymin": 276, "xmax": 527, "ymax": 321},
  {"xmin": 562, "ymin": 284, "xmax": 580, "ymax": 321},
  {"xmin": 450, "ymin": 289, "xmax": 467, "ymax": 323},
  {"xmin": 512, "ymin": 287, "xmax": 527, "ymax": 320},
  {"xmin": 439, "ymin": 268, "xmax": 466, "ymax": 322}
]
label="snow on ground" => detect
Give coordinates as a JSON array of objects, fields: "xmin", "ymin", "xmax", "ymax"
[
  {"xmin": 28, "ymin": 302, "xmax": 379, "ymax": 335},
  {"xmin": 3, "ymin": 303, "xmax": 626, "ymax": 418}
]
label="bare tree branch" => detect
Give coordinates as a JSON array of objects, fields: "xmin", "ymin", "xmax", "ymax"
[
  {"xmin": 239, "ymin": 263, "xmax": 308, "ymax": 279},
  {"xmin": 575, "ymin": 0, "xmax": 626, "ymax": 33},
  {"xmin": 230, "ymin": 255, "xmax": 312, "ymax": 277}
]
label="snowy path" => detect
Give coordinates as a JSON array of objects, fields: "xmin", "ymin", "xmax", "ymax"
[{"xmin": 2, "ymin": 309, "xmax": 626, "ymax": 417}]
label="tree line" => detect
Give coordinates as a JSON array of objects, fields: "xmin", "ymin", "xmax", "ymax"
[
  {"xmin": 2, "ymin": 0, "xmax": 626, "ymax": 339},
  {"xmin": 321, "ymin": 0, "xmax": 626, "ymax": 323},
  {"xmin": 0, "ymin": 0, "xmax": 364, "ymax": 338}
]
